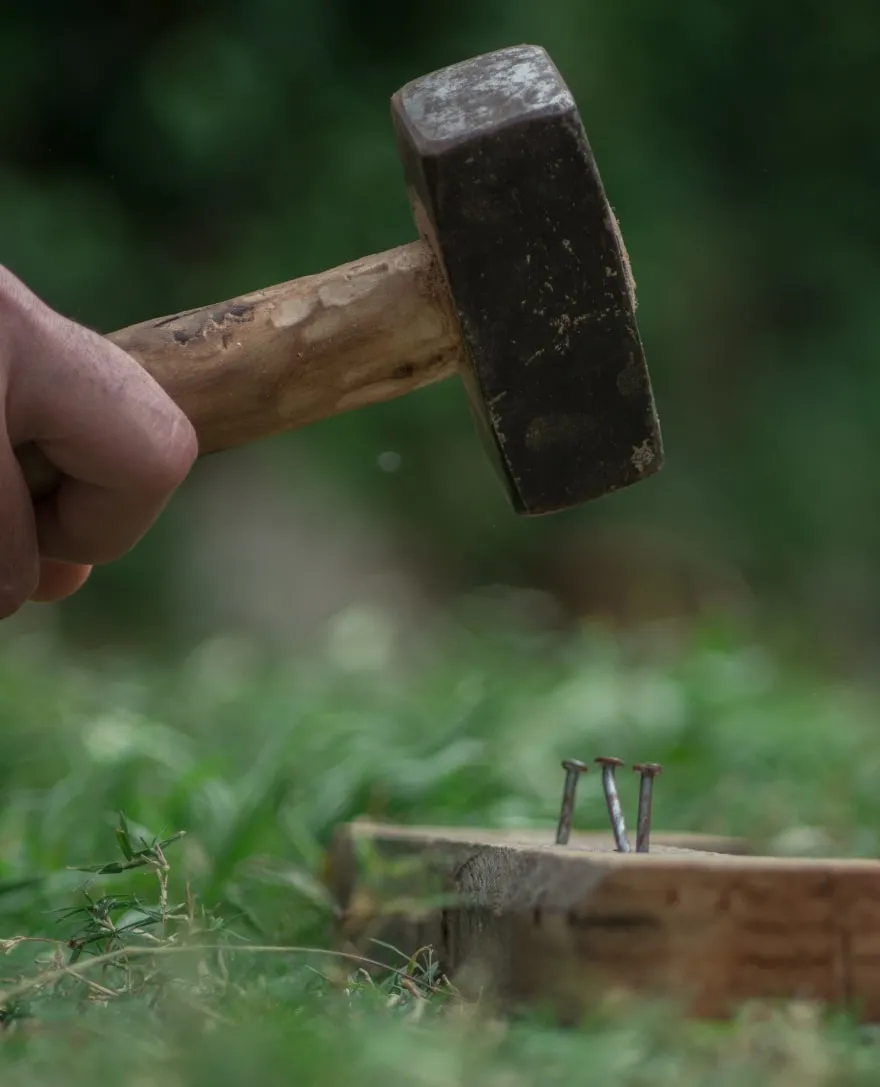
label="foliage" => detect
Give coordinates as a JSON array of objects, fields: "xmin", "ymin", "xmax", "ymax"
[{"xmin": 2, "ymin": 610, "xmax": 880, "ymax": 1078}]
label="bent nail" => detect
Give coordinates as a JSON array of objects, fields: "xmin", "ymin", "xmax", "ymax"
[{"xmin": 595, "ymin": 757, "xmax": 631, "ymax": 853}]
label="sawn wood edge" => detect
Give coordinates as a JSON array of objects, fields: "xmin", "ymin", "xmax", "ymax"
[{"xmin": 326, "ymin": 820, "xmax": 880, "ymax": 1023}]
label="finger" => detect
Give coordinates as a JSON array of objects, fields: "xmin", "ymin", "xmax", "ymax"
[
  {"xmin": 29, "ymin": 559, "xmax": 92, "ymax": 604},
  {"xmin": 0, "ymin": 434, "xmax": 40, "ymax": 618},
  {"xmin": 13, "ymin": 315, "xmax": 198, "ymax": 564},
  {"xmin": 34, "ymin": 457, "xmax": 189, "ymax": 565}
]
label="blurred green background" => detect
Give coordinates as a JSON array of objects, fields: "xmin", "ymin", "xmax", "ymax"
[
  {"xmin": 1, "ymin": 1, "xmax": 878, "ymax": 666},
  {"xmin": 2, "ymin": 9, "xmax": 880, "ymax": 1074}
]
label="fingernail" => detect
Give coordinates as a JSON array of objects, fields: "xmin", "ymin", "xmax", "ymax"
[
  {"xmin": 633, "ymin": 763, "xmax": 663, "ymax": 853},
  {"xmin": 555, "ymin": 759, "xmax": 588, "ymax": 845},
  {"xmin": 595, "ymin": 757, "xmax": 631, "ymax": 853}
]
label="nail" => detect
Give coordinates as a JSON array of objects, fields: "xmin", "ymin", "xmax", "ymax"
[
  {"xmin": 555, "ymin": 759, "xmax": 588, "ymax": 846},
  {"xmin": 632, "ymin": 763, "xmax": 663, "ymax": 853},
  {"xmin": 595, "ymin": 757, "xmax": 632, "ymax": 852}
]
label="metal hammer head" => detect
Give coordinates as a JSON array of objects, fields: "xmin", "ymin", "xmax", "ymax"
[{"xmin": 391, "ymin": 44, "xmax": 663, "ymax": 516}]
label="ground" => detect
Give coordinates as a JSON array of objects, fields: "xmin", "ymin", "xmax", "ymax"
[{"xmin": 2, "ymin": 605, "xmax": 880, "ymax": 1084}]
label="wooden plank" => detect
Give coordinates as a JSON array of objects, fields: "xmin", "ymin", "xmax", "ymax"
[{"xmin": 326, "ymin": 821, "xmax": 880, "ymax": 1023}]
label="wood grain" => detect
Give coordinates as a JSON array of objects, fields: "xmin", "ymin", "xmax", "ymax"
[
  {"xmin": 327, "ymin": 820, "xmax": 880, "ymax": 1023},
  {"xmin": 18, "ymin": 240, "xmax": 460, "ymax": 499}
]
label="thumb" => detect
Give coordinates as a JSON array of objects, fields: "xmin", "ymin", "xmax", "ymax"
[{"xmin": 10, "ymin": 310, "xmax": 197, "ymax": 565}]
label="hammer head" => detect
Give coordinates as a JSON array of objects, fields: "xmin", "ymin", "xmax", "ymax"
[{"xmin": 391, "ymin": 45, "xmax": 663, "ymax": 516}]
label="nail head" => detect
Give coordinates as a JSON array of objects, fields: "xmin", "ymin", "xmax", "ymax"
[{"xmin": 633, "ymin": 762, "xmax": 662, "ymax": 777}]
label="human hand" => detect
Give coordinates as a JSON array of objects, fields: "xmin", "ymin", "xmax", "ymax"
[{"xmin": 0, "ymin": 265, "xmax": 198, "ymax": 617}]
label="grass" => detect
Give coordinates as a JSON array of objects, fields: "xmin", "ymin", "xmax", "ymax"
[{"xmin": 3, "ymin": 596, "xmax": 880, "ymax": 1083}]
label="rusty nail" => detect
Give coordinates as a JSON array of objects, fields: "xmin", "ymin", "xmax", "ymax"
[
  {"xmin": 555, "ymin": 759, "xmax": 588, "ymax": 846},
  {"xmin": 595, "ymin": 757, "xmax": 632, "ymax": 852},
  {"xmin": 633, "ymin": 763, "xmax": 663, "ymax": 853}
]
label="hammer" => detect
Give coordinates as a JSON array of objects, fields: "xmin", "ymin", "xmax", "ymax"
[{"xmin": 18, "ymin": 44, "xmax": 663, "ymax": 516}]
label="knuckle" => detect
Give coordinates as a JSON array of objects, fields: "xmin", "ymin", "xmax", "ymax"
[
  {"xmin": 138, "ymin": 409, "xmax": 198, "ymax": 499},
  {"xmin": 170, "ymin": 412, "xmax": 199, "ymax": 475}
]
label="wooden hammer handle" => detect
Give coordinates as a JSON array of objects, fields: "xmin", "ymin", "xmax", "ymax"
[{"xmin": 18, "ymin": 240, "xmax": 460, "ymax": 500}]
